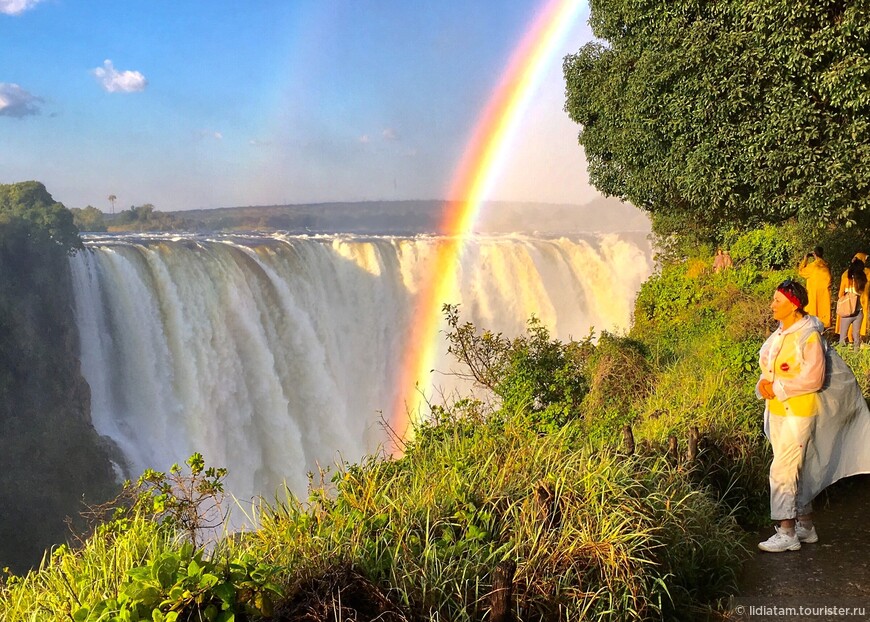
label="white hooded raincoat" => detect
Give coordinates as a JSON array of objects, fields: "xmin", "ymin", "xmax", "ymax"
[{"xmin": 758, "ymin": 315, "xmax": 870, "ymax": 518}]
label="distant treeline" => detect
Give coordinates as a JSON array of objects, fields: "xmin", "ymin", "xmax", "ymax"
[
  {"xmin": 72, "ymin": 197, "xmax": 651, "ymax": 235},
  {"xmin": 72, "ymin": 203, "xmax": 192, "ymax": 233},
  {"xmin": 173, "ymin": 200, "xmax": 446, "ymax": 234}
]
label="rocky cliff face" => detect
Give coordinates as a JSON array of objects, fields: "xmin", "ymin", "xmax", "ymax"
[{"xmin": 0, "ymin": 230, "xmax": 117, "ymax": 572}]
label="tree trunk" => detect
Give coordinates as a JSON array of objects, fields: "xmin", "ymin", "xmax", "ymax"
[{"xmin": 488, "ymin": 560, "xmax": 516, "ymax": 622}]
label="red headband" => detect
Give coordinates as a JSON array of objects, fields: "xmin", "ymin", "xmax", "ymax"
[{"xmin": 777, "ymin": 287, "xmax": 803, "ymax": 309}]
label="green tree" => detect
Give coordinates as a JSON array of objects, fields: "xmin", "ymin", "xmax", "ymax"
[
  {"xmin": 110, "ymin": 203, "xmax": 189, "ymax": 232},
  {"xmin": 70, "ymin": 205, "xmax": 107, "ymax": 232},
  {"xmin": 0, "ymin": 181, "xmax": 82, "ymax": 253},
  {"xmin": 563, "ymin": 1, "xmax": 870, "ymax": 240}
]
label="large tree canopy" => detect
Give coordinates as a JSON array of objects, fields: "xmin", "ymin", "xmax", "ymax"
[
  {"xmin": 0, "ymin": 181, "xmax": 81, "ymax": 253},
  {"xmin": 564, "ymin": 0, "xmax": 870, "ymax": 236}
]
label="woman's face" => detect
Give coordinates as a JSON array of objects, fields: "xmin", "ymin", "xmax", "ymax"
[{"xmin": 771, "ymin": 290, "xmax": 797, "ymax": 322}]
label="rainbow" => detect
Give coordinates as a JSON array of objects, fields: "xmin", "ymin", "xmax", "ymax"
[{"xmin": 391, "ymin": 0, "xmax": 587, "ymax": 446}]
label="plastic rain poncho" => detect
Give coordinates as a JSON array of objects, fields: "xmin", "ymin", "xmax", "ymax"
[{"xmin": 759, "ymin": 315, "xmax": 870, "ymax": 507}]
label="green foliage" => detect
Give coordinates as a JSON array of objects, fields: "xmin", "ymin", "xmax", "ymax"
[
  {"xmin": 583, "ymin": 332, "xmax": 653, "ymax": 415},
  {"xmin": 253, "ymin": 422, "xmax": 747, "ymax": 621},
  {"xmin": 71, "ymin": 206, "xmax": 108, "ymax": 232},
  {"xmin": 632, "ymin": 249, "xmax": 783, "ymax": 357},
  {"xmin": 133, "ymin": 453, "xmax": 229, "ymax": 548},
  {"xmin": 0, "ymin": 181, "xmax": 81, "ymax": 253},
  {"xmin": 0, "ymin": 182, "xmax": 117, "ymax": 573},
  {"xmin": 727, "ymin": 224, "xmax": 797, "ymax": 270},
  {"xmin": 632, "ymin": 259, "xmax": 724, "ymax": 366},
  {"xmin": 564, "ymin": 0, "xmax": 870, "ymax": 238},
  {"xmin": 646, "ymin": 212, "xmax": 718, "ymax": 264},
  {"xmin": 443, "ymin": 304, "xmax": 595, "ymax": 432},
  {"xmin": 0, "ymin": 455, "xmax": 282, "ymax": 622},
  {"xmin": 0, "ymin": 510, "xmax": 170, "ymax": 621},
  {"xmin": 73, "ymin": 545, "xmax": 281, "ymax": 622},
  {"xmin": 109, "ymin": 204, "xmax": 191, "ymax": 232},
  {"xmin": 496, "ymin": 319, "xmax": 594, "ymax": 430},
  {"xmin": 410, "ymin": 397, "xmax": 495, "ymax": 453}
]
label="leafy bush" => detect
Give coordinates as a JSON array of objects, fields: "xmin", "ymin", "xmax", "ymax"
[
  {"xmin": 70, "ymin": 206, "xmax": 107, "ymax": 233},
  {"xmin": 0, "ymin": 181, "xmax": 82, "ymax": 253},
  {"xmin": 74, "ymin": 545, "xmax": 280, "ymax": 622},
  {"xmin": 134, "ymin": 453, "xmax": 228, "ymax": 548},
  {"xmin": 442, "ymin": 304, "xmax": 595, "ymax": 432},
  {"xmin": 633, "ymin": 263, "xmax": 702, "ymax": 328},
  {"xmin": 727, "ymin": 225, "xmax": 797, "ymax": 271}
]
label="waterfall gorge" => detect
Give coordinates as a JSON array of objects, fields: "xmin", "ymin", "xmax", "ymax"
[{"xmin": 70, "ymin": 232, "xmax": 652, "ymax": 510}]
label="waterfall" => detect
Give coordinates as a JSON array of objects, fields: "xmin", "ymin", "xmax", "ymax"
[{"xmin": 70, "ymin": 232, "xmax": 652, "ymax": 506}]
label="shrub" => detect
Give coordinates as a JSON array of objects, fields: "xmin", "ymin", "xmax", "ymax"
[
  {"xmin": 442, "ymin": 304, "xmax": 595, "ymax": 433},
  {"xmin": 727, "ymin": 225, "xmax": 797, "ymax": 271}
]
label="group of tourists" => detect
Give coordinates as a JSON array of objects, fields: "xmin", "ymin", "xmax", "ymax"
[
  {"xmin": 754, "ymin": 247, "xmax": 870, "ymax": 553},
  {"xmin": 798, "ymin": 246, "xmax": 870, "ymax": 351},
  {"xmin": 712, "ymin": 248, "xmax": 733, "ymax": 273}
]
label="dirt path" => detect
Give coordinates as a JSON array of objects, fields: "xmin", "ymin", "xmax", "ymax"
[{"xmin": 732, "ymin": 475, "xmax": 870, "ymax": 621}]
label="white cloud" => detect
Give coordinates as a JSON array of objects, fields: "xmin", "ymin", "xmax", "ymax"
[
  {"xmin": 358, "ymin": 134, "xmax": 370, "ymax": 143},
  {"xmin": 196, "ymin": 129, "xmax": 223, "ymax": 140},
  {"xmin": 382, "ymin": 128, "xmax": 398, "ymax": 141},
  {"xmin": 0, "ymin": 83, "xmax": 42, "ymax": 117},
  {"xmin": 92, "ymin": 60, "xmax": 147, "ymax": 93},
  {"xmin": 0, "ymin": 0, "xmax": 43, "ymax": 15}
]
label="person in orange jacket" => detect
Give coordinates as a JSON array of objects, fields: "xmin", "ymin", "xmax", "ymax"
[
  {"xmin": 835, "ymin": 252, "xmax": 870, "ymax": 346},
  {"xmin": 798, "ymin": 246, "xmax": 832, "ymax": 327}
]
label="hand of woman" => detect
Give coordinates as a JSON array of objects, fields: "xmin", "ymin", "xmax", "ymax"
[{"xmin": 758, "ymin": 379, "xmax": 776, "ymax": 400}]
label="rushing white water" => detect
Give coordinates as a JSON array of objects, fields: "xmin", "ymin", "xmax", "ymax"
[{"xmin": 70, "ymin": 232, "xmax": 652, "ymax": 507}]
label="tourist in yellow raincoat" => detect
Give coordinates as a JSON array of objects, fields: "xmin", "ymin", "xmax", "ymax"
[
  {"xmin": 835, "ymin": 252, "xmax": 870, "ymax": 344},
  {"xmin": 798, "ymin": 246, "xmax": 832, "ymax": 327}
]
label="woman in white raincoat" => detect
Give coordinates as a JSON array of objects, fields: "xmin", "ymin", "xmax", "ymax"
[{"xmin": 756, "ymin": 279, "xmax": 870, "ymax": 553}]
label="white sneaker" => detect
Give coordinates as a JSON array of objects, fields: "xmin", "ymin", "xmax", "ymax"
[
  {"xmin": 758, "ymin": 527, "xmax": 801, "ymax": 552},
  {"xmin": 796, "ymin": 522, "xmax": 818, "ymax": 543}
]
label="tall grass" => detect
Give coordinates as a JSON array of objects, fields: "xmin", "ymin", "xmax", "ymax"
[
  {"xmin": 0, "ymin": 514, "xmax": 170, "ymax": 621},
  {"xmin": 249, "ymin": 417, "xmax": 746, "ymax": 621},
  {"xmin": 0, "ymin": 419, "xmax": 754, "ymax": 621}
]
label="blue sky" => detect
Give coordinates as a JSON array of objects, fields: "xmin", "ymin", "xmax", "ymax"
[{"xmin": 0, "ymin": 0, "xmax": 598, "ymax": 212}]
